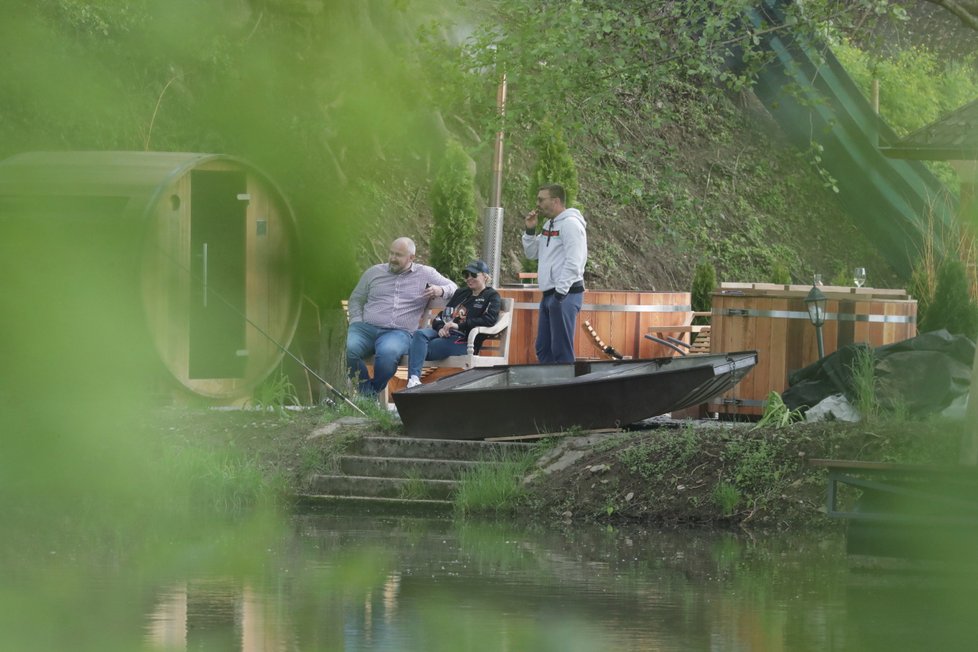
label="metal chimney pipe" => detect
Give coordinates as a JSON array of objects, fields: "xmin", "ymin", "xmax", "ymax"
[{"xmin": 483, "ymin": 73, "xmax": 507, "ymax": 287}]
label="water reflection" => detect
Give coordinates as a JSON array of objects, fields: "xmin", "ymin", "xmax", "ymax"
[{"xmin": 136, "ymin": 514, "xmax": 978, "ymax": 651}]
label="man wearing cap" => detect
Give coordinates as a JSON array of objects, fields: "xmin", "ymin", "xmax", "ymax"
[
  {"xmin": 346, "ymin": 237, "xmax": 457, "ymax": 396},
  {"xmin": 405, "ymin": 259, "xmax": 501, "ymax": 388},
  {"xmin": 522, "ymin": 183, "xmax": 588, "ymax": 363}
]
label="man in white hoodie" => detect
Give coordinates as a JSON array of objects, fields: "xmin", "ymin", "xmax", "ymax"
[{"xmin": 522, "ymin": 183, "xmax": 588, "ymax": 363}]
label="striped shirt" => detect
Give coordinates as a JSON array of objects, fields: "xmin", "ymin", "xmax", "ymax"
[{"xmin": 347, "ymin": 263, "xmax": 457, "ymax": 331}]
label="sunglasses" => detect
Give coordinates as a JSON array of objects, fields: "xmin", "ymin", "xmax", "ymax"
[{"xmin": 463, "ymin": 271, "xmax": 480, "ymax": 279}]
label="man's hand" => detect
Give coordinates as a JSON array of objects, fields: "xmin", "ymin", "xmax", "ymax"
[
  {"xmin": 438, "ymin": 322, "xmax": 456, "ymax": 338},
  {"xmin": 524, "ymin": 208, "xmax": 539, "ymax": 232},
  {"xmin": 422, "ymin": 285, "xmax": 444, "ymax": 300}
]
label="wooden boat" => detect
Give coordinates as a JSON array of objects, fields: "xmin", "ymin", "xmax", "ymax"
[{"xmin": 392, "ymin": 351, "xmax": 758, "ymax": 439}]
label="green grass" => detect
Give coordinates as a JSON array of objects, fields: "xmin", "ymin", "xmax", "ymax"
[
  {"xmin": 453, "ymin": 454, "xmax": 536, "ymax": 516},
  {"xmin": 399, "ymin": 471, "xmax": 431, "ymax": 500}
]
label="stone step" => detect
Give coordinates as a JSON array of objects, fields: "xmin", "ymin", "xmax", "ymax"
[
  {"xmin": 294, "ymin": 494, "xmax": 453, "ymax": 515},
  {"xmin": 338, "ymin": 455, "xmax": 494, "ymax": 480},
  {"xmin": 307, "ymin": 473, "xmax": 459, "ymax": 501},
  {"xmin": 355, "ymin": 436, "xmax": 535, "ymax": 462}
]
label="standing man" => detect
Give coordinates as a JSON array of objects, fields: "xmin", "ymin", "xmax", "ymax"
[
  {"xmin": 346, "ymin": 237, "xmax": 457, "ymax": 395},
  {"xmin": 522, "ymin": 183, "xmax": 588, "ymax": 363}
]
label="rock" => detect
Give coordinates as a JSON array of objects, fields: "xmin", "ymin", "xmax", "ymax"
[
  {"xmin": 306, "ymin": 416, "xmax": 370, "ymax": 440},
  {"xmin": 589, "ymin": 463, "xmax": 611, "ymax": 474}
]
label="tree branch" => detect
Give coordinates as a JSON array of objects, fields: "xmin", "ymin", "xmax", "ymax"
[{"xmin": 926, "ymin": 0, "xmax": 978, "ymax": 31}]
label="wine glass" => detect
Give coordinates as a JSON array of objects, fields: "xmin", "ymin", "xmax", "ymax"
[{"xmin": 853, "ymin": 267, "xmax": 866, "ymax": 288}]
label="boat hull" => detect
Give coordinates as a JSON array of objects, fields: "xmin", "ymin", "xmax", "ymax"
[{"xmin": 392, "ymin": 351, "xmax": 758, "ymax": 439}]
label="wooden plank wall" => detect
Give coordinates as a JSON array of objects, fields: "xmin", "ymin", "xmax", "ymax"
[
  {"xmin": 497, "ymin": 288, "xmax": 691, "ymax": 364},
  {"xmin": 710, "ymin": 283, "xmax": 917, "ymax": 416}
]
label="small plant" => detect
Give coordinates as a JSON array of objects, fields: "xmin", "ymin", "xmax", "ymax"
[
  {"xmin": 341, "ymin": 396, "xmax": 401, "ymax": 434},
  {"xmin": 847, "ymin": 345, "xmax": 879, "ymax": 420},
  {"xmin": 453, "ymin": 454, "xmax": 534, "ymax": 515},
  {"xmin": 399, "ymin": 471, "xmax": 430, "ymax": 500},
  {"xmin": 753, "ymin": 391, "xmax": 804, "ymax": 429},
  {"xmin": 711, "ymin": 481, "xmax": 741, "ymax": 516},
  {"xmin": 250, "ymin": 367, "xmax": 300, "ymax": 416}
]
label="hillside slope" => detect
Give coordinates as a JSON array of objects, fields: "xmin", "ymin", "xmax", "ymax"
[{"xmin": 363, "ymin": 87, "xmax": 901, "ymax": 294}]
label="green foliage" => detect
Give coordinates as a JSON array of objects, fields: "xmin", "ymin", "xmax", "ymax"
[
  {"xmin": 711, "ymin": 481, "xmax": 741, "ymax": 517},
  {"xmin": 769, "ymin": 261, "xmax": 791, "ymax": 285},
  {"xmin": 829, "ymin": 264, "xmax": 853, "ymax": 287},
  {"xmin": 908, "ymin": 257, "xmax": 934, "ymax": 327},
  {"xmin": 614, "ymin": 426, "xmax": 699, "ymax": 481},
  {"xmin": 847, "ymin": 345, "xmax": 879, "ymax": 420},
  {"xmin": 920, "ymin": 258, "xmax": 978, "ymax": 338},
  {"xmin": 833, "ymin": 40, "xmax": 978, "ymax": 139},
  {"xmin": 250, "ymin": 367, "xmax": 300, "ymax": 416},
  {"xmin": 832, "ymin": 40, "xmax": 978, "ymax": 194},
  {"xmin": 691, "ymin": 260, "xmax": 716, "ymax": 323},
  {"xmin": 430, "ymin": 139, "xmax": 478, "ymax": 281},
  {"xmin": 720, "ymin": 435, "xmax": 788, "ymax": 496},
  {"xmin": 454, "ymin": 455, "xmax": 533, "ymax": 515},
  {"xmin": 527, "ymin": 120, "xmax": 579, "ymax": 208},
  {"xmin": 753, "ymin": 391, "xmax": 804, "ymax": 430},
  {"xmin": 399, "ymin": 471, "xmax": 431, "ymax": 500}
]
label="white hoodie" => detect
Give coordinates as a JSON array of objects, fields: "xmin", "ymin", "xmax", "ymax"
[{"xmin": 521, "ymin": 207, "xmax": 588, "ymax": 294}]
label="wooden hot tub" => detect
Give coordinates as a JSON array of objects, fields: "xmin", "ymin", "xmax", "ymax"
[
  {"xmin": 497, "ymin": 287, "xmax": 692, "ymax": 364},
  {"xmin": 709, "ymin": 282, "xmax": 917, "ymax": 416}
]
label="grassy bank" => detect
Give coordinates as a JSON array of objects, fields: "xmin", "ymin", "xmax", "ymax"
[{"xmin": 146, "ymin": 405, "xmax": 969, "ymax": 530}]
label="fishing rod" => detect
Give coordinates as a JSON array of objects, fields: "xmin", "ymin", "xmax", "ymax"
[{"xmin": 159, "ymin": 247, "xmax": 366, "ymax": 416}]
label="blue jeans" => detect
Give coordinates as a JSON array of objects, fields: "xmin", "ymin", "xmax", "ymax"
[
  {"xmin": 345, "ymin": 322, "xmax": 412, "ymax": 395},
  {"xmin": 407, "ymin": 328, "xmax": 468, "ymax": 378},
  {"xmin": 536, "ymin": 291, "xmax": 583, "ymax": 363}
]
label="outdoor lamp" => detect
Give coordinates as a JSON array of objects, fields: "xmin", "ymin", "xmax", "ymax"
[{"xmin": 805, "ymin": 284, "xmax": 827, "ymax": 359}]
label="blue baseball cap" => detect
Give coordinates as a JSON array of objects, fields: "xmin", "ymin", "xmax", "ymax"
[{"xmin": 464, "ymin": 260, "xmax": 490, "ymax": 275}]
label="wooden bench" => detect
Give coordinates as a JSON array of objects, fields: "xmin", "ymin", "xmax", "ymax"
[
  {"xmin": 808, "ymin": 458, "xmax": 978, "ymax": 522},
  {"xmin": 645, "ymin": 311, "xmax": 712, "ymax": 356},
  {"xmin": 342, "ymin": 297, "xmax": 514, "ymax": 400}
]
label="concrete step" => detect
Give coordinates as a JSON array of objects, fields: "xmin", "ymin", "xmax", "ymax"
[
  {"xmin": 338, "ymin": 455, "xmax": 495, "ymax": 480},
  {"xmin": 355, "ymin": 436, "xmax": 535, "ymax": 462},
  {"xmin": 307, "ymin": 473, "xmax": 459, "ymax": 501},
  {"xmin": 295, "ymin": 494, "xmax": 453, "ymax": 515}
]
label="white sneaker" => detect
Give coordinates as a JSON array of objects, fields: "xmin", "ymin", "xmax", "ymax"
[{"xmin": 406, "ymin": 375, "xmax": 422, "ymax": 389}]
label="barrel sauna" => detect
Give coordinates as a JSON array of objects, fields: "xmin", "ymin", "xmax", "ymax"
[
  {"xmin": 497, "ymin": 287, "xmax": 691, "ymax": 364},
  {"xmin": 709, "ymin": 283, "xmax": 917, "ymax": 416},
  {"xmin": 0, "ymin": 151, "xmax": 301, "ymax": 400}
]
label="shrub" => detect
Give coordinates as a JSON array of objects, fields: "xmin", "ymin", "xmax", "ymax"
[
  {"xmin": 527, "ymin": 119, "xmax": 579, "ymax": 210},
  {"xmin": 769, "ymin": 261, "xmax": 791, "ymax": 285},
  {"xmin": 921, "ymin": 258, "xmax": 978, "ymax": 339},
  {"xmin": 430, "ymin": 139, "xmax": 478, "ymax": 281},
  {"xmin": 691, "ymin": 260, "xmax": 716, "ymax": 325}
]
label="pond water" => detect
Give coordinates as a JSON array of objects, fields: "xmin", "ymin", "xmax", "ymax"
[
  {"xmin": 130, "ymin": 512, "xmax": 977, "ymax": 652},
  {"xmin": 6, "ymin": 510, "xmax": 977, "ymax": 651}
]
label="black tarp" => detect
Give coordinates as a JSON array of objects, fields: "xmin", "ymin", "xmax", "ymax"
[{"xmin": 782, "ymin": 330, "xmax": 975, "ymax": 416}]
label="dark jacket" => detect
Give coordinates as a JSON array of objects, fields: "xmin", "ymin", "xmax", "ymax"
[{"xmin": 432, "ymin": 287, "xmax": 501, "ymax": 352}]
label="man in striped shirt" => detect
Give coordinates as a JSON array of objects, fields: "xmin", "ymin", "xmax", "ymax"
[{"xmin": 346, "ymin": 237, "xmax": 457, "ymax": 396}]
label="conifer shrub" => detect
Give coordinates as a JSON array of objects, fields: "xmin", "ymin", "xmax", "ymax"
[
  {"xmin": 691, "ymin": 260, "xmax": 716, "ymax": 325},
  {"xmin": 430, "ymin": 139, "xmax": 477, "ymax": 281},
  {"xmin": 523, "ymin": 121, "xmax": 580, "ymax": 274},
  {"xmin": 920, "ymin": 258, "xmax": 978, "ymax": 339},
  {"xmin": 769, "ymin": 261, "xmax": 791, "ymax": 285},
  {"xmin": 527, "ymin": 120, "xmax": 579, "ymax": 210}
]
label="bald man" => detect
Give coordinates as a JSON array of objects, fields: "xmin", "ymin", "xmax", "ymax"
[{"xmin": 346, "ymin": 237, "xmax": 457, "ymax": 396}]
